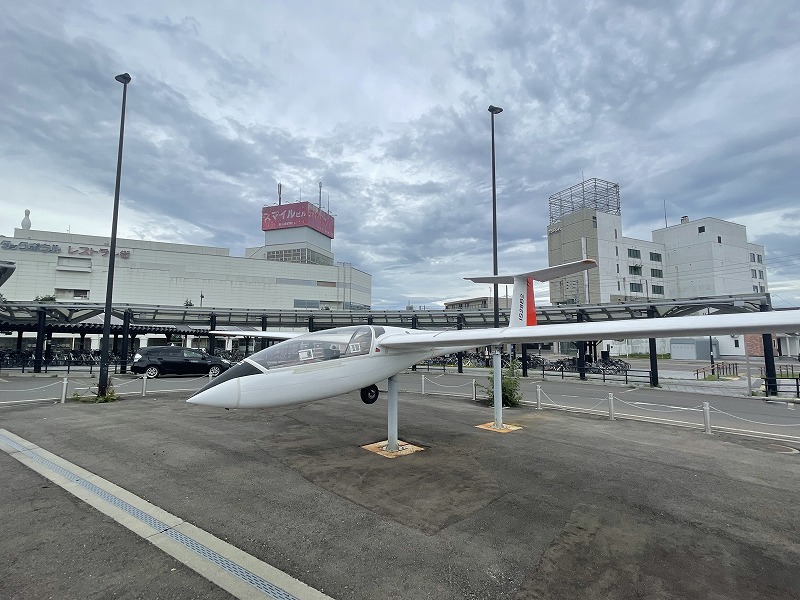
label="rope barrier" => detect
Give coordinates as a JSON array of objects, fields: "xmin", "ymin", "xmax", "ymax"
[
  {"xmin": 614, "ymin": 397, "xmax": 704, "ymax": 413},
  {"xmin": 535, "ymin": 385, "xmax": 799, "ymax": 433},
  {"xmin": 536, "ymin": 387, "xmax": 609, "ymax": 412},
  {"xmin": 4, "ymin": 375, "xmax": 799, "ymax": 435},
  {"xmin": 707, "ymin": 406, "xmax": 800, "ymax": 427},
  {"xmin": 4, "ymin": 381, "xmax": 63, "ymax": 392},
  {"xmin": 420, "ymin": 376, "xmax": 473, "ymax": 389},
  {"xmin": 109, "ymin": 375, "xmax": 146, "ymax": 388}
]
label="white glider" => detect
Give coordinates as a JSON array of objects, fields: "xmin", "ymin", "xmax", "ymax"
[{"xmin": 187, "ymin": 259, "xmax": 800, "ymax": 410}]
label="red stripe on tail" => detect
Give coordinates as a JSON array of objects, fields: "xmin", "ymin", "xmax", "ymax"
[{"xmin": 527, "ymin": 277, "xmax": 537, "ymax": 326}]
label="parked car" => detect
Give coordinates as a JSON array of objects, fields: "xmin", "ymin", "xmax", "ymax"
[{"xmin": 131, "ymin": 346, "xmax": 231, "ymax": 378}]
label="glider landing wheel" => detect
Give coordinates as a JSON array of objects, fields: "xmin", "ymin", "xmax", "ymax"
[{"xmin": 360, "ymin": 384, "xmax": 379, "ymax": 404}]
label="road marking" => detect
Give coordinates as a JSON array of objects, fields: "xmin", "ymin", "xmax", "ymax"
[
  {"xmin": 0, "ymin": 429, "xmax": 332, "ymax": 600},
  {"xmin": 631, "ymin": 402, "xmax": 702, "ymax": 411}
]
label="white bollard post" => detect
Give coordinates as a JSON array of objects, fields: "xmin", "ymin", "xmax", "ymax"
[
  {"xmin": 608, "ymin": 392, "xmax": 615, "ymax": 420},
  {"xmin": 61, "ymin": 377, "xmax": 68, "ymax": 403},
  {"xmin": 421, "ymin": 374, "xmax": 425, "ymax": 395},
  {"xmin": 703, "ymin": 401, "xmax": 712, "ymax": 434},
  {"xmin": 209, "ymin": 370, "xmax": 213, "ymax": 382},
  {"xmin": 536, "ymin": 384, "xmax": 542, "ymax": 410},
  {"xmin": 472, "ymin": 379, "xmax": 476, "ymax": 401},
  {"xmin": 142, "ymin": 374, "xmax": 148, "ymax": 397}
]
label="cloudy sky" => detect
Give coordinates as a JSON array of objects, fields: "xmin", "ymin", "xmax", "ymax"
[{"xmin": 2, "ymin": 0, "xmax": 798, "ymax": 309}]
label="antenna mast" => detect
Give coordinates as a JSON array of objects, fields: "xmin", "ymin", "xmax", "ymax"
[{"xmin": 278, "ymin": 182, "xmax": 282, "ymax": 205}]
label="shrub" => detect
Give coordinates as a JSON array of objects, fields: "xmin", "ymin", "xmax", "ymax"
[{"xmin": 482, "ymin": 359, "xmax": 523, "ymax": 407}]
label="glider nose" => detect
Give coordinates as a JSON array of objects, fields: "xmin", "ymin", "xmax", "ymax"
[{"xmin": 187, "ymin": 360, "xmax": 262, "ymax": 408}]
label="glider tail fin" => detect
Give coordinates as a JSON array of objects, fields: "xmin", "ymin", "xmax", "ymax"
[{"xmin": 464, "ymin": 259, "xmax": 597, "ymax": 328}]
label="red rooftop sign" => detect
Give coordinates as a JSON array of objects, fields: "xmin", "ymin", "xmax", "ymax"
[{"xmin": 261, "ymin": 201, "xmax": 335, "ymax": 239}]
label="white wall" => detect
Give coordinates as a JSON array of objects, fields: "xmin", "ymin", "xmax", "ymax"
[{"xmin": 0, "ymin": 228, "xmax": 371, "ymax": 309}]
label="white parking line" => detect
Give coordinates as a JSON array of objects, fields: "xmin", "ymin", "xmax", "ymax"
[{"xmin": 0, "ymin": 429, "xmax": 332, "ymax": 600}]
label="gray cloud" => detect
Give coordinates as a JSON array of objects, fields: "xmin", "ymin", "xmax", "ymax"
[{"xmin": 1, "ymin": 0, "xmax": 798, "ymax": 308}]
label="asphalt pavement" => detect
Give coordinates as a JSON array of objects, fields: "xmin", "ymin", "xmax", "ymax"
[{"xmin": 1, "ymin": 383, "xmax": 799, "ymax": 600}]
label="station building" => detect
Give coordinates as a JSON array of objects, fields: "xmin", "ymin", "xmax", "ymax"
[{"xmin": 0, "ymin": 201, "xmax": 371, "ymax": 311}]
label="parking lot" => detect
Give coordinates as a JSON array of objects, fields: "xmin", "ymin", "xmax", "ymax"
[{"xmin": 1, "ymin": 385, "xmax": 799, "ymax": 599}]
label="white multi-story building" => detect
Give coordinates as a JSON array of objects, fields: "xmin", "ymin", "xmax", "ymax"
[
  {"xmin": 0, "ymin": 202, "xmax": 371, "ymax": 310},
  {"xmin": 652, "ymin": 217, "xmax": 766, "ymax": 298},
  {"xmin": 547, "ymin": 179, "xmax": 766, "ymax": 304}
]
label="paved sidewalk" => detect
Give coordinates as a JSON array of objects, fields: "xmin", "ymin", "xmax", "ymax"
[{"xmin": 1, "ymin": 389, "xmax": 799, "ymax": 599}]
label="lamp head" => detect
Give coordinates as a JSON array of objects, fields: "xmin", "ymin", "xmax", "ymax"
[
  {"xmin": 488, "ymin": 105, "xmax": 503, "ymax": 115},
  {"xmin": 115, "ymin": 73, "xmax": 132, "ymax": 85}
]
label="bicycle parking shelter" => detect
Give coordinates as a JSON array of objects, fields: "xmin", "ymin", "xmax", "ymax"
[{"xmin": 0, "ymin": 293, "xmax": 791, "ymax": 395}]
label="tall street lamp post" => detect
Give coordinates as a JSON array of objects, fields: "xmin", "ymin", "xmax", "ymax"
[
  {"xmin": 98, "ymin": 72, "xmax": 131, "ymax": 397},
  {"xmin": 488, "ymin": 105, "xmax": 503, "ymax": 328}
]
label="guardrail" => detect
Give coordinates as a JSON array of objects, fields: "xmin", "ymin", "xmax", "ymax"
[
  {"xmin": 0, "ymin": 355, "xmax": 134, "ymax": 376},
  {"xmin": 774, "ymin": 377, "xmax": 800, "ymax": 398},
  {"xmin": 761, "ymin": 364, "xmax": 797, "ymax": 378},
  {"xmin": 537, "ymin": 366, "xmax": 652, "ymax": 385},
  {"xmin": 695, "ymin": 362, "xmax": 739, "ymax": 379}
]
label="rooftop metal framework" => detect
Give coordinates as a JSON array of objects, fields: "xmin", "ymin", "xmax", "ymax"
[{"xmin": 549, "ymin": 178, "xmax": 621, "ymax": 224}]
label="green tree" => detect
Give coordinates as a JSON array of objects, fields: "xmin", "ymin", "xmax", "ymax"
[
  {"xmin": 34, "ymin": 294, "xmax": 56, "ymax": 302},
  {"xmin": 184, "ymin": 298, "xmax": 194, "ymax": 307},
  {"xmin": 483, "ymin": 359, "xmax": 523, "ymax": 407}
]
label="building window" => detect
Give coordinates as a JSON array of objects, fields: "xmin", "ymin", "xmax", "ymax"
[
  {"xmin": 734, "ymin": 339, "xmax": 740, "ymax": 348},
  {"xmin": 652, "ymin": 284, "xmax": 664, "ymax": 295},
  {"xmin": 757, "ymin": 254, "xmax": 763, "ymax": 263},
  {"xmin": 717, "ymin": 236, "xmax": 722, "ymax": 243},
  {"xmin": 698, "ymin": 226, "xmax": 705, "ymax": 233},
  {"xmin": 751, "ymin": 269, "xmax": 758, "ymax": 278},
  {"xmin": 592, "ymin": 216, "xmax": 597, "ymax": 228},
  {"xmin": 617, "ymin": 282, "xmax": 621, "ymax": 291},
  {"xmin": 629, "ymin": 265, "xmax": 642, "ymax": 276},
  {"xmin": 753, "ymin": 285, "xmax": 759, "ymax": 292},
  {"xmin": 758, "ymin": 270, "xmax": 764, "ymax": 279},
  {"xmin": 651, "ymin": 268, "xmax": 663, "ymax": 278},
  {"xmin": 615, "ymin": 246, "xmax": 619, "ymax": 257},
  {"xmin": 750, "ymin": 253, "xmax": 756, "ymax": 262},
  {"xmin": 627, "ymin": 248, "xmax": 641, "ymax": 259},
  {"xmin": 649, "ymin": 252, "xmax": 661, "ymax": 262},
  {"xmin": 760, "ymin": 285, "xmax": 765, "ymax": 292},
  {"xmin": 614, "ymin": 229, "xmax": 618, "ymax": 239},
  {"xmin": 293, "ymin": 299, "xmax": 321, "ymax": 309},
  {"xmin": 630, "ymin": 282, "xmax": 643, "ymax": 293}
]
